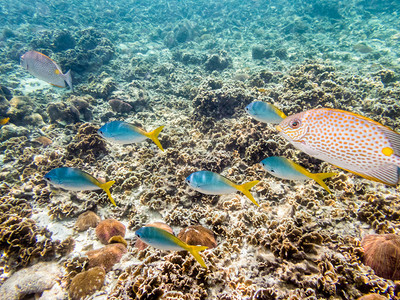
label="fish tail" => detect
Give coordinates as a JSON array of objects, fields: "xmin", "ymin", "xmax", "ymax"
[
  {"xmin": 311, "ymin": 172, "xmax": 337, "ymax": 194},
  {"xmin": 64, "ymin": 70, "xmax": 73, "ymax": 91},
  {"xmin": 236, "ymin": 180, "xmax": 260, "ymax": 206},
  {"xmin": 272, "ymin": 105, "xmax": 287, "ymax": 119},
  {"xmin": 145, "ymin": 126, "xmax": 165, "ymax": 151},
  {"xmin": 99, "ymin": 180, "xmax": 116, "ymax": 206},
  {"xmin": 185, "ymin": 244, "xmax": 208, "ymax": 268}
]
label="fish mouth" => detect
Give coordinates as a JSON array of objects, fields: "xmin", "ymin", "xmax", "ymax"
[{"xmin": 276, "ymin": 125, "xmax": 282, "ymax": 132}]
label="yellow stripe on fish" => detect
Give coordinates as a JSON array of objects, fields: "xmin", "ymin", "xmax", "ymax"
[{"xmin": 277, "ymin": 108, "xmax": 400, "ymax": 186}]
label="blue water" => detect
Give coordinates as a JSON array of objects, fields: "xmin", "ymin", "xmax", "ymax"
[{"xmin": 1, "ymin": 0, "xmax": 400, "ymax": 299}]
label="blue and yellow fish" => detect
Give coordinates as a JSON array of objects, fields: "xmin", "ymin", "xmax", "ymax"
[
  {"xmin": 135, "ymin": 226, "xmax": 208, "ymax": 268},
  {"xmin": 260, "ymin": 156, "xmax": 336, "ymax": 193},
  {"xmin": 185, "ymin": 170, "xmax": 260, "ymax": 206},
  {"xmin": 98, "ymin": 121, "xmax": 165, "ymax": 151},
  {"xmin": 245, "ymin": 101, "xmax": 286, "ymax": 124},
  {"xmin": 44, "ymin": 167, "xmax": 116, "ymax": 206}
]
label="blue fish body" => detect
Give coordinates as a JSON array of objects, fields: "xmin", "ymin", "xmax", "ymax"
[
  {"xmin": 135, "ymin": 226, "xmax": 208, "ymax": 268},
  {"xmin": 185, "ymin": 171, "xmax": 260, "ymax": 206},
  {"xmin": 245, "ymin": 101, "xmax": 286, "ymax": 124},
  {"xmin": 98, "ymin": 121, "xmax": 147, "ymax": 145},
  {"xmin": 98, "ymin": 121, "xmax": 165, "ymax": 151},
  {"xmin": 44, "ymin": 167, "xmax": 101, "ymax": 191},
  {"xmin": 260, "ymin": 157, "xmax": 309, "ymax": 181},
  {"xmin": 260, "ymin": 156, "xmax": 336, "ymax": 193},
  {"xmin": 185, "ymin": 171, "xmax": 236, "ymax": 195},
  {"xmin": 44, "ymin": 167, "xmax": 116, "ymax": 206},
  {"xmin": 135, "ymin": 227, "xmax": 184, "ymax": 251}
]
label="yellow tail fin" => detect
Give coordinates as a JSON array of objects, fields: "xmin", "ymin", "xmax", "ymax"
[
  {"xmin": 235, "ymin": 180, "xmax": 260, "ymax": 206},
  {"xmin": 144, "ymin": 126, "xmax": 165, "ymax": 152},
  {"xmin": 185, "ymin": 244, "xmax": 208, "ymax": 268},
  {"xmin": 99, "ymin": 180, "xmax": 116, "ymax": 206},
  {"xmin": 310, "ymin": 172, "xmax": 337, "ymax": 194}
]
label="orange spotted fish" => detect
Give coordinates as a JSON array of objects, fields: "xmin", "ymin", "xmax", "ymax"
[
  {"xmin": 277, "ymin": 108, "xmax": 400, "ymax": 186},
  {"xmin": 20, "ymin": 51, "xmax": 73, "ymax": 91}
]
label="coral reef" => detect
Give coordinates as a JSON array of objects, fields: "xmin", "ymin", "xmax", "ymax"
[
  {"xmin": 178, "ymin": 225, "xmax": 217, "ymax": 248},
  {"xmin": 7, "ymin": 96, "xmax": 34, "ymax": 125},
  {"xmin": 46, "ymin": 102, "xmax": 80, "ymax": 124},
  {"xmin": 86, "ymin": 243, "xmax": 127, "ymax": 272},
  {"xmin": 68, "ymin": 266, "xmax": 106, "ymax": 300},
  {"xmin": 66, "ymin": 123, "xmax": 108, "ymax": 161},
  {"xmin": 109, "ymin": 98, "xmax": 133, "ymax": 113},
  {"xmin": 204, "ymin": 51, "xmax": 232, "ymax": 71},
  {"xmin": 75, "ymin": 211, "xmax": 101, "ymax": 232},
  {"xmin": 192, "ymin": 81, "xmax": 253, "ymax": 119},
  {"xmin": 95, "ymin": 219, "xmax": 126, "ymax": 244},
  {"xmin": 2, "ymin": 1, "xmax": 400, "ymax": 299},
  {"xmin": 0, "ymin": 262, "xmax": 62, "ymax": 300}
]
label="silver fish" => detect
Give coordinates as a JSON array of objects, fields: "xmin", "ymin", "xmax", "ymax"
[{"xmin": 20, "ymin": 51, "xmax": 73, "ymax": 91}]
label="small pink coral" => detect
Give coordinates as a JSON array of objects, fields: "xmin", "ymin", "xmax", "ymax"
[
  {"xmin": 95, "ymin": 219, "xmax": 126, "ymax": 244},
  {"xmin": 75, "ymin": 211, "xmax": 101, "ymax": 232},
  {"xmin": 178, "ymin": 225, "xmax": 217, "ymax": 248},
  {"xmin": 86, "ymin": 243, "xmax": 127, "ymax": 272},
  {"xmin": 361, "ymin": 234, "xmax": 400, "ymax": 280}
]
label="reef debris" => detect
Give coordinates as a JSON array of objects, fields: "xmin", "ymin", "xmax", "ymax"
[{"xmin": 0, "ymin": 262, "xmax": 62, "ymax": 300}]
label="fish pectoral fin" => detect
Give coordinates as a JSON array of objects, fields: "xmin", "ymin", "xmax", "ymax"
[
  {"xmin": 98, "ymin": 180, "xmax": 117, "ymax": 206},
  {"xmin": 310, "ymin": 172, "xmax": 337, "ymax": 193},
  {"xmin": 143, "ymin": 126, "xmax": 165, "ymax": 152},
  {"xmin": 235, "ymin": 180, "xmax": 260, "ymax": 207},
  {"xmin": 185, "ymin": 244, "xmax": 208, "ymax": 268}
]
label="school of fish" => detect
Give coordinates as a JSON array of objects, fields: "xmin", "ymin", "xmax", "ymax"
[{"xmin": 2, "ymin": 49, "xmax": 398, "ymax": 269}]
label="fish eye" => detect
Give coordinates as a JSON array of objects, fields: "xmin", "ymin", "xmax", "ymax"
[
  {"xmin": 289, "ymin": 118, "xmax": 301, "ymax": 129},
  {"xmin": 271, "ymin": 169, "xmax": 275, "ymax": 173},
  {"xmin": 45, "ymin": 177, "xmax": 51, "ymax": 182},
  {"xmin": 99, "ymin": 130, "xmax": 103, "ymax": 134},
  {"xmin": 187, "ymin": 180, "xmax": 190, "ymax": 184}
]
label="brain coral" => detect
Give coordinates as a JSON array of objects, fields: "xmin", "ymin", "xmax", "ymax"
[
  {"xmin": 361, "ymin": 234, "xmax": 400, "ymax": 280},
  {"xmin": 75, "ymin": 211, "xmax": 101, "ymax": 232},
  {"xmin": 95, "ymin": 219, "xmax": 126, "ymax": 244},
  {"xmin": 178, "ymin": 225, "xmax": 217, "ymax": 249},
  {"xmin": 68, "ymin": 266, "xmax": 106, "ymax": 300},
  {"xmin": 86, "ymin": 243, "xmax": 127, "ymax": 272}
]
